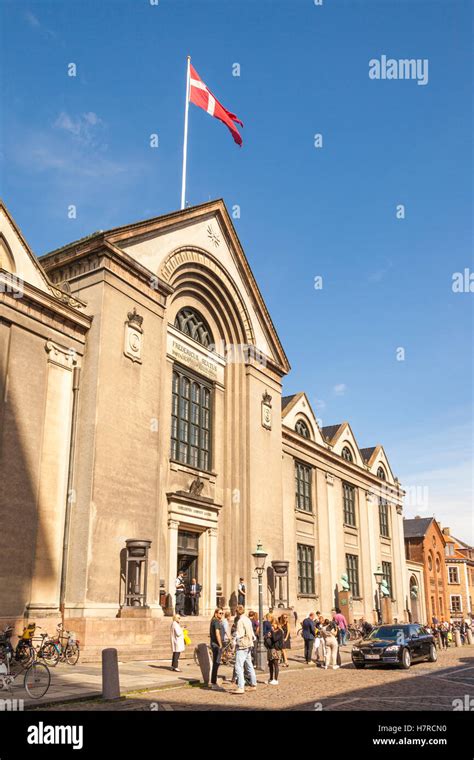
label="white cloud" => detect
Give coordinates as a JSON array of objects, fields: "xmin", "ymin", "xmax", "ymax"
[
  {"xmin": 333, "ymin": 383, "xmax": 346, "ymax": 396},
  {"xmin": 53, "ymin": 111, "xmax": 104, "ymax": 148},
  {"xmin": 24, "ymin": 11, "xmax": 40, "ymax": 28}
]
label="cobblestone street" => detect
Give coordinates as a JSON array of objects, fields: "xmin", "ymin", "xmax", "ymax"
[{"xmin": 36, "ymin": 647, "xmax": 474, "ymax": 712}]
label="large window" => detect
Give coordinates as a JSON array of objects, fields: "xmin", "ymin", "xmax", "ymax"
[
  {"xmin": 450, "ymin": 595, "xmax": 462, "ymax": 613},
  {"xmin": 297, "ymin": 544, "xmax": 315, "ymax": 595},
  {"xmin": 171, "ymin": 367, "xmax": 212, "ymax": 470},
  {"xmin": 295, "ymin": 419, "xmax": 310, "ymax": 438},
  {"xmin": 174, "ymin": 307, "xmax": 214, "ymax": 348},
  {"xmin": 382, "ymin": 561, "xmax": 393, "ymax": 599},
  {"xmin": 377, "ymin": 466, "xmax": 386, "ymax": 480},
  {"xmin": 346, "ymin": 554, "xmax": 360, "ymax": 598},
  {"xmin": 295, "ymin": 462, "xmax": 312, "ymax": 512},
  {"xmin": 448, "ymin": 567, "xmax": 459, "ymax": 584},
  {"xmin": 379, "ymin": 499, "xmax": 390, "ymax": 538},
  {"xmin": 342, "ymin": 446, "xmax": 353, "ymax": 462},
  {"xmin": 343, "ymin": 482, "xmax": 356, "ymax": 526}
]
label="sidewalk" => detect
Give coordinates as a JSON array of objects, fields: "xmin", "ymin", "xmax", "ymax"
[{"xmin": 22, "ymin": 647, "xmax": 354, "ymax": 709}]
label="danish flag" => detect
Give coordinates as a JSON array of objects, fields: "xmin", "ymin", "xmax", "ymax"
[{"xmin": 189, "ymin": 64, "xmax": 243, "ymax": 146}]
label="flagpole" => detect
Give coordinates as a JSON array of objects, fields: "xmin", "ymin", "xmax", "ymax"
[{"xmin": 180, "ymin": 55, "xmax": 191, "ymax": 210}]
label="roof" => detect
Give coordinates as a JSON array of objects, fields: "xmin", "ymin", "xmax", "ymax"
[
  {"xmin": 403, "ymin": 517, "xmax": 434, "ymax": 539},
  {"xmin": 321, "ymin": 424, "xmax": 343, "ymax": 442},
  {"xmin": 360, "ymin": 447, "xmax": 376, "ymax": 463}
]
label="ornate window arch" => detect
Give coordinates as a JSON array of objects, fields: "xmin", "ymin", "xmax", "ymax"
[
  {"xmin": 377, "ymin": 465, "xmax": 386, "ymax": 480},
  {"xmin": 174, "ymin": 307, "xmax": 214, "ymax": 348},
  {"xmin": 295, "ymin": 419, "xmax": 311, "ymax": 439},
  {"xmin": 342, "ymin": 445, "xmax": 354, "ymax": 463}
]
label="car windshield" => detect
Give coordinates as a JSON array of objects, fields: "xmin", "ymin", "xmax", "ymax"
[{"xmin": 367, "ymin": 626, "xmax": 407, "ymax": 641}]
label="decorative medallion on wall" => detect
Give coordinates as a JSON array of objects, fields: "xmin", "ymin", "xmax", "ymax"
[
  {"xmin": 206, "ymin": 224, "xmax": 220, "ymax": 247},
  {"xmin": 261, "ymin": 390, "xmax": 272, "ymax": 430},
  {"xmin": 124, "ymin": 307, "xmax": 144, "ymax": 364},
  {"xmin": 189, "ymin": 476, "xmax": 205, "ymax": 497}
]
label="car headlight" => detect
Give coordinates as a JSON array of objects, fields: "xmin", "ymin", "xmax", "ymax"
[
  {"xmin": 352, "ymin": 646, "xmax": 360, "ymax": 652},
  {"xmin": 384, "ymin": 645, "xmax": 400, "ymax": 653}
]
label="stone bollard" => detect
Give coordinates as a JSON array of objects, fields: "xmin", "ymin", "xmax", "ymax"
[
  {"xmin": 195, "ymin": 643, "xmax": 212, "ymax": 686},
  {"xmin": 466, "ymin": 629, "xmax": 473, "ymax": 645},
  {"xmin": 454, "ymin": 629, "xmax": 462, "ymax": 647},
  {"xmin": 102, "ymin": 647, "xmax": 120, "ymax": 700}
]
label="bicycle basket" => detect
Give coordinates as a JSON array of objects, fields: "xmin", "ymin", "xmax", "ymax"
[{"xmin": 67, "ymin": 633, "xmax": 77, "ymax": 644}]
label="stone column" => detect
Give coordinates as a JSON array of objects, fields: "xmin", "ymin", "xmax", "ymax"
[
  {"xmin": 206, "ymin": 527, "xmax": 218, "ymax": 616},
  {"xmin": 27, "ymin": 341, "xmax": 76, "ymax": 615},
  {"xmin": 365, "ymin": 491, "xmax": 378, "ymax": 622},
  {"xmin": 167, "ymin": 519, "xmax": 179, "ymax": 610},
  {"xmin": 394, "ymin": 503, "xmax": 409, "ymax": 621},
  {"xmin": 325, "ymin": 473, "xmax": 338, "ymax": 608}
]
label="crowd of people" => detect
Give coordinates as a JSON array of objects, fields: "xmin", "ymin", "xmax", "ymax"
[{"xmin": 424, "ymin": 616, "xmax": 473, "ymax": 648}]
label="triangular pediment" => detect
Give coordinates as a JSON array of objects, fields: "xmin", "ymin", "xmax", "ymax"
[
  {"xmin": 0, "ymin": 201, "xmax": 51, "ymax": 293},
  {"xmin": 328, "ymin": 422, "xmax": 365, "ymax": 467},
  {"xmin": 281, "ymin": 392, "xmax": 325, "ymax": 445},
  {"xmin": 58, "ymin": 200, "xmax": 290, "ymax": 374},
  {"xmin": 363, "ymin": 444, "xmax": 396, "ymax": 484}
]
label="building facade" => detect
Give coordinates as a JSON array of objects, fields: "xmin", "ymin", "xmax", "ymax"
[
  {"xmin": 442, "ymin": 528, "xmax": 473, "ymax": 621},
  {"xmin": 1, "ymin": 199, "xmax": 409, "ymax": 646},
  {"xmin": 404, "ymin": 517, "xmax": 449, "ymax": 623}
]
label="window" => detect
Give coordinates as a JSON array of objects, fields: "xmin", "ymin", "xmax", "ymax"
[
  {"xmin": 295, "ymin": 462, "xmax": 312, "ymax": 512},
  {"xmin": 377, "ymin": 466, "xmax": 386, "ymax": 480},
  {"xmin": 295, "ymin": 419, "xmax": 310, "ymax": 438},
  {"xmin": 346, "ymin": 554, "xmax": 360, "ymax": 597},
  {"xmin": 379, "ymin": 499, "xmax": 390, "ymax": 538},
  {"xmin": 428, "ymin": 555, "xmax": 433, "ymax": 571},
  {"xmin": 174, "ymin": 307, "xmax": 214, "ymax": 348},
  {"xmin": 382, "ymin": 561, "xmax": 393, "ymax": 599},
  {"xmin": 171, "ymin": 367, "xmax": 212, "ymax": 470},
  {"xmin": 342, "ymin": 446, "xmax": 353, "ymax": 462},
  {"xmin": 435, "ymin": 557, "xmax": 440, "ymax": 573},
  {"xmin": 450, "ymin": 595, "xmax": 462, "ymax": 613},
  {"xmin": 448, "ymin": 567, "xmax": 459, "ymax": 584},
  {"xmin": 297, "ymin": 544, "xmax": 315, "ymax": 595},
  {"xmin": 342, "ymin": 482, "xmax": 356, "ymax": 526}
]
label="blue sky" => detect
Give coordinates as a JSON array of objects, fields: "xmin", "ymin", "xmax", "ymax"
[{"xmin": 1, "ymin": 0, "xmax": 472, "ymax": 540}]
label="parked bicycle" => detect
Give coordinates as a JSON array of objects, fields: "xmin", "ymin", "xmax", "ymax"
[
  {"xmin": 0, "ymin": 625, "xmax": 51, "ymax": 699},
  {"xmin": 38, "ymin": 623, "xmax": 80, "ymax": 667},
  {"xmin": 14, "ymin": 623, "xmax": 38, "ymax": 668}
]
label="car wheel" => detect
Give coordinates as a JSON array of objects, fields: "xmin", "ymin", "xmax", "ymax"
[
  {"xmin": 428, "ymin": 644, "xmax": 437, "ymax": 663},
  {"xmin": 353, "ymin": 662, "xmax": 365, "ymax": 669},
  {"xmin": 400, "ymin": 648, "xmax": 411, "ymax": 669}
]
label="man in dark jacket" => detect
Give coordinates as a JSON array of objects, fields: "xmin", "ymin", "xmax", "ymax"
[{"xmin": 302, "ymin": 612, "xmax": 316, "ymax": 664}]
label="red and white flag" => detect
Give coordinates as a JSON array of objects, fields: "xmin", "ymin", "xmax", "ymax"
[{"xmin": 189, "ymin": 64, "xmax": 243, "ymax": 147}]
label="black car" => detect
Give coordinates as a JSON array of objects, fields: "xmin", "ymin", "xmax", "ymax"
[{"xmin": 351, "ymin": 624, "xmax": 437, "ymax": 669}]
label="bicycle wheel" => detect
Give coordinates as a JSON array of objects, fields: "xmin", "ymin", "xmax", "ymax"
[
  {"xmin": 24, "ymin": 662, "xmax": 51, "ymax": 699},
  {"xmin": 40, "ymin": 642, "xmax": 60, "ymax": 667},
  {"xmin": 65, "ymin": 643, "xmax": 80, "ymax": 666},
  {"xmin": 16, "ymin": 642, "xmax": 35, "ymax": 668}
]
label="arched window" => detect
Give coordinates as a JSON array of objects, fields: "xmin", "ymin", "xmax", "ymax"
[
  {"xmin": 377, "ymin": 466, "xmax": 386, "ymax": 480},
  {"xmin": 295, "ymin": 419, "xmax": 310, "ymax": 439},
  {"xmin": 171, "ymin": 368, "xmax": 212, "ymax": 470},
  {"xmin": 342, "ymin": 446, "xmax": 353, "ymax": 463},
  {"xmin": 174, "ymin": 307, "xmax": 214, "ymax": 348}
]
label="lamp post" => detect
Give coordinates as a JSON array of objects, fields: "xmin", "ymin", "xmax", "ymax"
[
  {"xmin": 374, "ymin": 566, "xmax": 384, "ymax": 624},
  {"xmin": 252, "ymin": 541, "xmax": 268, "ymax": 671}
]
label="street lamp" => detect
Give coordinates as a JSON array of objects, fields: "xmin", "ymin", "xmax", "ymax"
[
  {"xmin": 252, "ymin": 541, "xmax": 268, "ymax": 671},
  {"xmin": 374, "ymin": 566, "xmax": 384, "ymax": 624}
]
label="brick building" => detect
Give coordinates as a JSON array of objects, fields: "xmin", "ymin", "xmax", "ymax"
[{"xmin": 404, "ymin": 517, "xmax": 449, "ymax": 623}]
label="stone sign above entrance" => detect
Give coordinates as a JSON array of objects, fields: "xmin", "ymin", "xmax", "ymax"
[{"xmin": 167, "ymin": 326, "xmax": 225, "ymax": 384}]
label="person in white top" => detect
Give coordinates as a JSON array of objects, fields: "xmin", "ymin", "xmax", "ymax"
[
  {"xmin": 170, "ymin": 614, "xmax": 185, "ymax": 671},
  {"xmin": 232, "ymin": 605, "xmax": 257, "ymax": 694}
]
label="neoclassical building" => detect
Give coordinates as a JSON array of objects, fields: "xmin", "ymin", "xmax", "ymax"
[{"xmin": 0, "ymin": 198, "xmax": 409, "ymax": 650}]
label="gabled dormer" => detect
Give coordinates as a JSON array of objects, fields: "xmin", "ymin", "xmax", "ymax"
[
  {"xmin": 361, "ymin": 444, "xmax": 396, "ymax": 485},
  {"xmin": 323, "ymin": 421, "xmax": 365, "ymax": 467},
  {"xmin": 281, "ymin": 392, "xmax": 325, "ymax": 445}
]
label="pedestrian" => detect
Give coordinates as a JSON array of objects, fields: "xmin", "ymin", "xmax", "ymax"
[
  {"xmin": 232, "ymin": 605, "xmax": 257, "ymax": 694},
  {"xmin": 439, "ymin": 620, "xmax": 449, "ymax": 650},
  {"xmin": 279, "ymin": 613, "xmax": 291, "ymax": 668},
  {"xmin": 301, "ymin": 612, "xmax": 316, "ymax": 665},
  {"xmin": 209, "ymin": 608, "xmax": 224, "ymax": 689},
  {"xmin": 248, "ymin": 610, "xmax": 259, "ymax": 663},
  {"xmin": 333, "ymin": 608, "xmax": 348, "ymax": 646},
  {"xmin": 238, "ymin": 577, "xmax": 246, "ymax": 606},
  {"xmin": 321, "ymin": 618, "xmax": 339, "ymax": 670},
  {"xmin": 189, "ymin": 577, "xmax": 202, "ymax": 616},
  {"xmin": 175, "ymin": 571, "xmax": 186, "ymax": 616},
  {"xmin": 170, "ymin": 614, "xmax": 185, "ymax": 672},
  {"xmin": 263, "ymin": 612, "xmax": 273, "ymax": 637},
  {"xmin": 222, "ymin": 611, "xmax": 232, "ymax": 644},
  {"xmin": 264, "ymin": 616, "xmax": 284, "ymax": 685},
  {"xmin": 360, "ymin": 616, "xmax": 373, "ymax": 637},
  {"xmin": 313, "ymin": 614, "xmax": 325, "ymax": 667}
]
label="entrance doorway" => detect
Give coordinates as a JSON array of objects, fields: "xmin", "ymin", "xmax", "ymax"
[{"xmin": 178, "ymin": 529, "xmax": 199, "ymax": 615}]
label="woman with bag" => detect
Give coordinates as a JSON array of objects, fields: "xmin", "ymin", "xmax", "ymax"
[
  {"xmin": 321, "ymin": 618, "xmax": 340, "ymax": 670},
  {"xmin": 170, "ymin": 614, "xmax": 185, "ymax": 672},
  {"xmin": 264, "ymin": 617, "xmax": 284, "ymax": 685},
  {"xmin": 279, "ymin": 613, "xmax": 291, "ymax": 668}
]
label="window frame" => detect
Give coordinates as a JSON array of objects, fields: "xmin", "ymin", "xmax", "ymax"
[
  {"xmin": 341, "ymin": 446, "xmax": 353, "ymax": 463},
  {"xmin": 450, "ymin": 594, "xmax": 462, "ymax": 613},
  {"xmin": 170, "ymin": 364, "xmax": 213, "ymax": 472},
  {"xmin": 346, "ymin": 553, "xmax": 360, "ymax": 598},
  {"xmin": 295, "ymin": 460, "xmax": 313, "ymax": 513},
  {"xmin": 297, "ymin": 543, "xmax": 315, "ymax": 596},
  {"xmin": 174, "ymin": 307, "xmax": 214, "ymax": 348},
  {"xmin": 382, "ymin": 560, "xmax": 394, "ymax": 600},
  {"xmin": 295, "ymin": 419, "xmax": 311, "ymax": 439},
  {"xmin": 448, "ymin": 566, "xmax": 460, "ymax": 584},
  {"xmin": 378, "ymin": 498, "xmax": 390, "ymax": 538},
  {"xmin": 342, "ymin": 481, "xmax": 357, "ymax": 527}
]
